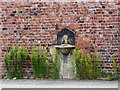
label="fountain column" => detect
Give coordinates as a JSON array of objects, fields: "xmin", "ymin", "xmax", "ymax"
[{"xmin": 61, "ymin": 52, "xmax": 75, "ymax": 79}]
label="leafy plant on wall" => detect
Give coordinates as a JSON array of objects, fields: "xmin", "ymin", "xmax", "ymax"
[
  {"xmin": 74, "ymin": 48, "xmax": 100, "ymax": 80},
  {"xmin": 39, "ymin": 48, "xmax": 50, "ymax": 78},
  {"xmin": 73, "ymin": 48, "xmax": 80, "ymax": 78},
  {"xmin": 4, "ymin": 45, "xmax": 119, "ymax": 80},
  {"xmin": 53, "ymin": 51, "xmax": 60, "ymax": 79},
  {"xmin": 16, "ymin": 45, "xmax": 27, "ymax": 79},
  {"xmin": 30, "ymin": 46, "xmax": 50, "ymax": 79},
  {"xmin": 112, "ymin": 56, "xmax": 117, "ymax": 74},
  {"xmin": 30, "ymin": 47, "xmax": 39, "ymax": 78},
  {"xmin": 4, "ymin": 44, "xmax": 27, "ymax": 79},
  {"xmin": 74, "ymin": 48, "xmax": 119, "ymax": 80},
  {"xmin": 85, "ymin": 54, "xmax": 93, "ymax": 79},
  {"xmin": 4, "ymin": 51, "xmax": 12, "ymax": 79},
  {"xmin": 92, "ymin": 50, "xmax": 100, "ymax": 79},
  {"xmin": 101, "ymin": 56, "xmax": 119, "ymax": 81}
]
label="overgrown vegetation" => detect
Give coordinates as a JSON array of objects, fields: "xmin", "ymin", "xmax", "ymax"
[
  {"xmin": 4, "ymin": 44, "xmax": 27, "ymax": 79},
  {"xmin": 92, "ymin": 50, "xmax": 100, "ymax": 79},
  {"xmin": 74, "ymin": 48, "xmax": 119, "ymax": 80},
  {"xmin": 4, "ymin": 45, "xmax": 119, "ymax": 80},
  {"xmin": 53, "ymin": 51, "xmax": 60, "ymax": 79},
  {"xmin": 74, "ymin": 48, "xmax": 100, "ymax": 79},
  {"xmin": 30, "ymin": 47, "xmax": 50, "ymax": 79},
  {"xmin": 99, "ymin": 70, "xmax": 119, "ymax": 80},
  {"xmin": 99, "ymin": 56, "xmax": 119, "ymax": 80},
  {"xmin": 4, "ymin": 52, "xmax": 12, "ymax": 79},
  {"xmin": 112, "ymin": 56, "xmax": 117, "ymax": 74}
]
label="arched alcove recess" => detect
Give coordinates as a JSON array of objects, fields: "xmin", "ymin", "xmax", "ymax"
[{"xmin": 57, "ymin": 28, "xmax": 75, "ymax": 45}]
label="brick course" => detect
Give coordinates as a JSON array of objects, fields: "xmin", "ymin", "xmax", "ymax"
[{"xmin": 0, "ymin": 0, "xmax": 120, "ymax": 78}]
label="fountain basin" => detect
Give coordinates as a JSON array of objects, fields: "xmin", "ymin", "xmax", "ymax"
[{"xmin": 55, "ymin": 45, "xmax": 75, "ymax": 55}]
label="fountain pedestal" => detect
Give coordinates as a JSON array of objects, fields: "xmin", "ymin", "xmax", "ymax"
[
  {"xmin": 55, "ymin": 28, "xmax": 76, "ymax": 79},
  {"xmin": 55, "ymin": 45, "xmax": 75, "ymax": 79}
]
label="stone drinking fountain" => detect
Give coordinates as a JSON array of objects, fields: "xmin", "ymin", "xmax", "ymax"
[{"xmin": 55, "ymin": 28, "xmax": 75, "ymax": 79}]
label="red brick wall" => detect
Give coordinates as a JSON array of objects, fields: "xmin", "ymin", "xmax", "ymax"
[{"xmin": 0, "ymin": 0, "xmax": 120, "ymax": 78}]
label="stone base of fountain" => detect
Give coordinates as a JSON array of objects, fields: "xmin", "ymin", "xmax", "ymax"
[
  {"xmin": 54, "ymin": 45, "xmax": 75, "ymax": 79},
  {"xmin": 60, "ymin": 54, "xmax": 75, "ymax": 79}
]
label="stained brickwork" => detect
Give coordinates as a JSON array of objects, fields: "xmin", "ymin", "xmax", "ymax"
[{"xmin": 0, "ymin": 0, "xmax": 119, "ymax": 78}]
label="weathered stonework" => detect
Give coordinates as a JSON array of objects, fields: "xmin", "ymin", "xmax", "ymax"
[{"xmin": 0, "ymin": 0, "xmax": 119, "ymax": 78}]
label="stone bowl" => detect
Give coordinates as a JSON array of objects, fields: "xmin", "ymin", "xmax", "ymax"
[{"xmin": 55, "ymin": 44, "xmax": 75, "ymax": 55}]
